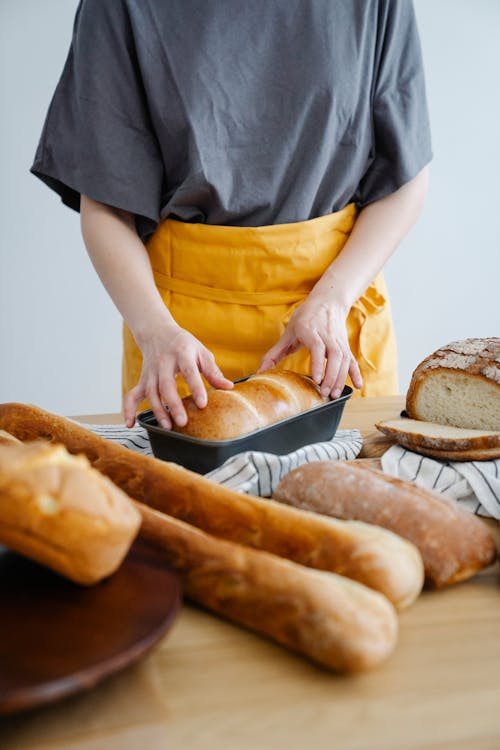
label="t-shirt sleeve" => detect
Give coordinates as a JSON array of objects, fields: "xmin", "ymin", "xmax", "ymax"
[
  {"xmin": 354, "ymin": 0, "xmax": 433, "ymax": 206},
  {"xmin": 31, "ymin": 0, "xmax": 163, "ymax": 237}
]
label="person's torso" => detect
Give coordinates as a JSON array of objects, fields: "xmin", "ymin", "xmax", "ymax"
[{"xmin": 125, "ymin": 0, "xmax": 380, "ymax": 227}]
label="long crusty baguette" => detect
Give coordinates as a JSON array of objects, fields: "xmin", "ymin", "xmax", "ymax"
[
  {"xmin": 0, "ymin": 440, "xmax": 397, "ymax": 671},
  {"xmin": 173, "ymin": 370, "xmax": 326, "ymax": 440},
  {"xmin": 0, "ymin": 441, "xmax": 141, "ymax": 585},
  {"xmin": 0, "ymin": 403, "xmax": 424, "ymax": 609},
  {"xmin": 137, "ymin": 503, "xmax": 398, "ymax": 672},
  {"xmin": 273, "ymin": 461, "xmax": 497, "ymax": 587}
]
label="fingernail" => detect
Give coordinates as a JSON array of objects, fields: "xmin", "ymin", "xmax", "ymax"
[
  {"xmin": 320, "ymin": 387, "xmax": 330, "ymax": 398},
  {"xmin": 332, "ymin": 389, "xmax": 341, "ymax": 399},
  {"xmin": 160, "ymin": 419, "xmax": 170, "ymax": 429}
]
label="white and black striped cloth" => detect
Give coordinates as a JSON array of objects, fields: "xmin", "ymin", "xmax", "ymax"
[
  {"xmin": 382, "ymin": 445, "xmax": 500, "ymax": 520},
  {"xmin": 205, "ymin": 430, "xmax": 362, "ymax": 496},
  {"xmin": 83, "ymin": 422, "xmax": 362, "ymax": 497}
]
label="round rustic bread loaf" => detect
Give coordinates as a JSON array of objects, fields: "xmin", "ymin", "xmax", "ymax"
[{"xmin": 406, "ymin": 338, "xmax": 500, "ymax": 431}]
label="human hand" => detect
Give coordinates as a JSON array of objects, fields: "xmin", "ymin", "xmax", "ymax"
[
  {"xmin": 123, "ymin": 323, "xmax": 233, "ymax": 429},
  {"xmin": 258, "ymin": 294, "xmax": 363, "ymax": 399}
]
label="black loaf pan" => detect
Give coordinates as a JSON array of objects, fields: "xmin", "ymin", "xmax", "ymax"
[{"xmin": 138, "ymin": 383, "xmax": 353, "ymax": 474}]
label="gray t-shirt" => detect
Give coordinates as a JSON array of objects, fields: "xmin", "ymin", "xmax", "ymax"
[{"xmin": 31, "ymin": 0, "xmax": 432, "ymax": 241}]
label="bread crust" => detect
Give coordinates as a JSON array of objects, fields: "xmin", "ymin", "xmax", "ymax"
[
  {"xmin": 0, "ymin": 402, "xmax": 424, "ymax": 609},
  {"xmin": 376, "ymin": 418, "xmax": 500, "ymax": 452},
  {"xmin": 174, "ymin": 370, "xmax": 326, "ymax": 440},
  {"xmin": 398, "ymin": 443, "xmax": 500, "ymax": 462},
  {"xmin": 137, "ymin": 503, "xmax": 399, "ymax": 672},
  {"xmin": 0, "ymin": 441, "xmax": 141, "ymax": 584},
  {"xmin": 273, "ymin": 461, "xmax": 497, "ymax": 587}
]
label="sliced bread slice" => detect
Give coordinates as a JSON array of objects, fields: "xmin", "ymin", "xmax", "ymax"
[{"xmin": 375, "ymin": 417, "xmax": 500, "ymax": 453}]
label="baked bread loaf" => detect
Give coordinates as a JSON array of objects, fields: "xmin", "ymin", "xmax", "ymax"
[
  {"xmin": 0, "ymin": 403, "xmax": 424, "ymax": 609},
  {"xmin": 173, "ymin": 370, "xmax": 326, "ymax": 440},
  {"xmin": 273, "ymin": 461, "xmax": 497, "ymax": 587},
  {"xmin": 406, "ymin": 338, "xmax": 500, "ymax": 431},
  {"xmin": 137, "ymin": 502, "xmax": 399, "ymax": 672},
  {"xmin": 0, "ymin": 441, "xmax": 141, "ymax": 585}
]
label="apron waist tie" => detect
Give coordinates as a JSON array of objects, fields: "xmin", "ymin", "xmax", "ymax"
[
  {"xmin": 152, "ymin": 268, "xmax": 307, "ymax": 306},
  {"xmin": 153, "ymin": 268, "xmax": 387, "ymax": 372}
]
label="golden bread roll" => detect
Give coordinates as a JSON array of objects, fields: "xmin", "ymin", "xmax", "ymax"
[{"xmin": 0, "ymin": 441, "xmax": 141, "ymax": 585}]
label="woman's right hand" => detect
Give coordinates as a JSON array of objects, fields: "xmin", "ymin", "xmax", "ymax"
[{"xmin": 123, "ymin": 323, "xmax": 233, "ymax": 429}]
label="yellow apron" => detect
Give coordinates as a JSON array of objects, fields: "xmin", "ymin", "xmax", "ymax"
[{"xmin": 122, "ymin": 203, "xmax": 398, "ymax": 404}]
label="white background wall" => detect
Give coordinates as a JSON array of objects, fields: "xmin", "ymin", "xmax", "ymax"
[{"xmin": 0, "ymin": 0, "xmax": 499, "ymax": 416}]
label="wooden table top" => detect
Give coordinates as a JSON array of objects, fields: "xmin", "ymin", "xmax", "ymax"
[{"xmin": 2, "ymin": 396, "xmax": 500, "ymax": 750}]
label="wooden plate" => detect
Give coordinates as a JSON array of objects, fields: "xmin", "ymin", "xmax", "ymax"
[{"xmin": 0, "ymin": 540, "xmax": 181, "ymax": 715}]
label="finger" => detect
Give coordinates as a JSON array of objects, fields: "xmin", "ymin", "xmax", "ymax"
[
  {"xmin": 331, "ymin": 354, "xmax": 350, "ymax": 400},
  {"xmin": 258, "ymin": 333, "xmax": 297, "ymax": 373},
  {"xmin": 320, "ymin": 346, "xmax": 342, "ymax": 397},
  {"xmin": 181, "ymin": 362, "xmax": 208, "ymax": 409},
  {"xmin": 146, "ymin": 380, "xmax": 173, "ymax": 430},
  {"xmin": 348, "ymin": 356, "xmax": 363, "ymax": 390},
  {"xmin": 123, "ymin": 383, "xmax": 146, "ymax": 428},
  {"xmin": 157, "ymin": 375, "xmax": 187, "ymax": 428},
  {"xmin": 199, "ymin": 351, "xmax": 234, "ymax": 390},
  {"xmin": 309, "ymin": 335, "xmax": 327, "ymax": 384}
]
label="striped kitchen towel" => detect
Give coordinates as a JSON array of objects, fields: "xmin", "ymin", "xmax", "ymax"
[
  {"xmin": 381, "ymin": 444, "xmax": 500, "ymax": 520},
  {"xmin": 205, "ymin": 429, "xmax": 362, "ymax": 496},
  {"xmin": 82, "ymin": 422, "xmax": 362, "ymax": 497}
]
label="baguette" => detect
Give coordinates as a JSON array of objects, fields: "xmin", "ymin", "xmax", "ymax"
[
  {"xmin": 173, "ymin": 370, "xmax": 326, "ymax": 440},
  {"xmin": 0, "ymin": 441, "xmax": 141, "ymax": 585},
  {"xmin": 273, "ymin": 461, "xmax": 497, "ymax": 587},
  {"xmin": 0, "ymin": 402, "xmax": 424, "ymax": 609},
  {"xmin": 406, "ymin": 338, "xmax": 500, "ymax": 431},
  {"xmin": 0, "ymin": 440, "xmax": 398, "ymax": 671},
  {"xmin": 137, "ymin": 503, "xmax": 399, "ymax": 672}
]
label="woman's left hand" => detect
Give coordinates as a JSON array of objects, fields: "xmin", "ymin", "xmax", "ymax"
[{"xmin": 258, "ymin": 293, "xmax": 363, "ymax": 398}]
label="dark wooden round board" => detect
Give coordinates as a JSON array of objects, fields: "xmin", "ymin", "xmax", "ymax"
[{"xmin": 0, "ymin": 540, "xmax": 181, "ymax": 715}]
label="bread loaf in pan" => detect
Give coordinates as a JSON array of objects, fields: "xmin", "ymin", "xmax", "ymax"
[
  {"xmin": 406, "ymin": 338, "xmax": 500, "ymax": 431},
  {"xmin": 273, "ymin": 460, "xmax": 497, "ymax": 587},
  {"xmin": 0, "ymin": 441, "xmax": 141, "ymax": 585},
  {"xmin": 139, "ymin": 370, "xmax": 351, "ymax": 473},
  {"xmin": 0, "ymin": 402, "xmax": 424, "ymax": 609},
  {"xmin": 173, "ymin": 370, "xmax": 326, "ymax": 440},
  {"xmin": 137, "ymin": 503, "xmax": 399, "ymax": 673}
]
